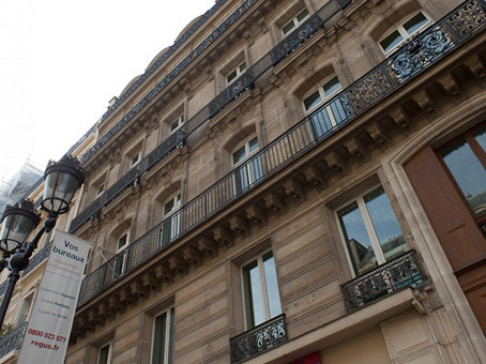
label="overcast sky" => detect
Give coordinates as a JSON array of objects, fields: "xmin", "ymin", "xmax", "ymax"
[{"xmin": 0, "ymin": 0, "xmax": 215, "ymax": 184}]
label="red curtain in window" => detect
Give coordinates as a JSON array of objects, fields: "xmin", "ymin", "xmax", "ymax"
[{"xmin": 289, "ymin": 352, "xmax": 321, "ymax": 364}]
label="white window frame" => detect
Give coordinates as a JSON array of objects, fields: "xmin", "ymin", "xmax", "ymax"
[
  {"xmin": 97, "ymin": 343, "xmax": 112, "ymax": 364},
  {"xmin": 379, "ymin": 11, "xmax": 431, "ymax": 54},
  {"xmin": 161, "ymin": 193, "xmax": 182, "ymax": 244},
  {"xmin": 231, "ymin": 136, "xmax": 262, "ymax": 194},
  {"xmin": 226, "ymin": 62, "xmax": 247, "ymax": 85},
  {"xmin": 282, "ymin": 8, "xmax": 310, "ymax": 36},
  {"xmin": 130, "ymin": 152, "xmax": 141, "ymax": 168},
  {"xmin": 241, "ymin": 250, "xmax": 282, "ymax": 329},
  {"xmin": 16, "ymin": 292, "xmax": 35, "ymax": 326},
  {"xmin": 151, "ymin": 307, "xmax": 174, "ymax": 364},
  {"xmin": 114, "ymin": 231, "xmax": 130, "ymax": 277},
  {"xmin": 335, "ymin": 185, "xmax": 407, "ymax": 276},
  {"xmin": 169, "ymin": 115, "xmax": 184, "ymax": 135},
  {"xmin": 95, "ymin": 182, "xmax": 105, "ymax": 198}
]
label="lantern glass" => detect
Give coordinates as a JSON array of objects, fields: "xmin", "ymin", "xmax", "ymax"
[
  {"xmin": 0, "ymin": 206, "xmax": 39, "ymax": 253},
  {"xmin": 41, "ymin": 155, "xmax": 84, "ymax": 215}
]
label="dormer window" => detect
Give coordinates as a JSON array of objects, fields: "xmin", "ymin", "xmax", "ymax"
[
  {"xmin": 282, "ymin": 8, "xmax": 310, "ymax": 35},
  {"xmin": 226, "ymin": 62, "xmax": 247, "ymax": 85},
  {"xmin": 379, "ymin": 12, "xmax": 430, "ymax": 54}
]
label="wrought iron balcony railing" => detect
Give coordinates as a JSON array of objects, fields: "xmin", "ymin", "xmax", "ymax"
[
  {"xmin": 77, "ymin": 0, "xmax": 486, "ymax": 306},
  {"xmin": 229, "ymin": 314, "xmax": 288, "ymax": 364},
  {"xmin": 0, "ymin": 322, "xmax": 27, "ymax": 359},
  {"xmin": 21, "ymin": 242, "xmax": 52, "ymax": 278},
  {"xmin": 340, "ymin": 250, "xmax": 427, "ymax": 312}
]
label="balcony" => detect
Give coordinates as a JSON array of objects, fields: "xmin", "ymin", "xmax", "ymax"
[
  {"xmin": 76, "ymin": 0, "xmax": 486, "ymax": 307},
  {"xmin": 21, "ymin": 242, "xmax": 52, "ymax": 278},
  {"xmin": 229, "ymin": 314, "xmax": 287, "ymax": 364},
  {"xmin": 340, "ymin": 250, "xmax": 427, "ymax": 312},
  {"xmin": 0, "ymin": 322, "xmax": 26, "ymax": 360}
]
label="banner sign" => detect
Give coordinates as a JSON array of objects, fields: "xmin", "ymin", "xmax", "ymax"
[{"xmin": 18, "ymin": 230, "xmax": 90, "ymax": 363}]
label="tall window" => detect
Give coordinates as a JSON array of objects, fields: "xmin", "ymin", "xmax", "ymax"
[
  {"xmin": 161, "ymin": 193, "xmax": 182, "ymax": 245},
  {"xmin": 303, "ymin": 76, "xmax": 346, "ymax": 138},
  {"xmin": 152, "ymin": 307, "xmax": 175, "ymax": 364},
  {"xmin": 337, "ymin": 186, "xmax": 408, "ymax": 275},
  {"xmin": 169, "ymin": 115, "xmax": 184, "ymax": 134},
  {"xmin": 226, "ymin": 62, "xmax": 247, "ymax": 85},
  {"xmin": 439, "ymin": 124, "xmax": 486, "ymax": 229},
  {"xmin": 98, "ymin": 343, "xmax": 112, "ymax": 364},
  {"xmin": 113, "ymin": 232, "xmax": 129, "ymax": 277},
  {"xmin": 242, "ymin": 251, "xmax": 282, "ymax": 329},
  {"xmin": 232, "ymin": 136, "xmax": 263, "ymax": 194},
  {"xmin": 282, "ymin": 8, "xmax": 309, "ymax": 35},
  {"xmin": 16, "ymin": 293, "xmax": 34, "ymax": 326},
  {"xmin": 379, "ymin": 12, "xmax": 430, "ymax": 54}
]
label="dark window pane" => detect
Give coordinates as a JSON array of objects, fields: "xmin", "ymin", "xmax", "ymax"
[
  {"xmin": 441, "ymin": 138, "xmax": 486, "ymax": 216},
  {"xmin": 153, "ymin": 312, "xmax": 167, "ymax": 364},
  {"xmin": 364, "ymin": 187, "xmax": 407, "ymax": 260},
  {"xmin": 338, "ymin": 202, "xmax": 378, "ymax": 274},
  {"xmin": 98, "ymin": 345, "xmax": 110, "ymax": 364},
  {"xmin": 473, "ymin": 124, "xmax": 486, "ymax": 152},
  {"xmin": 380, "ymin": 30, "xmax": 404, "ymax": 53},
  {"xmin": 297, "ymin": 8, "xmax": 309, "ymax": 21},
  {"xmin": 323, "ymin": 77, "xmax": 341, "ymax": 96},
  {"xmin": 404, "ymin": 13, "xmax": 428, "ymax": 35},
  {"xmin": 304, "ymin": 90, "xmax": 322, "ymax": 111},
  {"xmin": 232, "ymin": 146, "xmax": 246, "ymax": 164}
]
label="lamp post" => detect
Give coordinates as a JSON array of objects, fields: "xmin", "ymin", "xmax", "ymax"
[{"xmin": 0, "ymin": 155, "xmax": 84, "ymax": 327}]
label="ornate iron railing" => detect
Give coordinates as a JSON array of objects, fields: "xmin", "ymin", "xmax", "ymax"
[
  {"xmin": 21, "ymin": 242, "xmax": 52, "ymax": 278},
  {"xmin": 77, "ymin": 0, "xmax": 486, "ymax": 306},
  {"xmin": 0, "ymin": 322, "xmax": 26, "ymax": 359},
  {"xmin": 340, "ymin": 250, "xmax": 427, "ymax": 312},
  {"xmin": 229, "ymin": 314, "xmax": 287, "ymax": 364}
]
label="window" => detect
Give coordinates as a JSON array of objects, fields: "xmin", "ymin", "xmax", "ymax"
[
  {"xmin": 95, "ymin": 183, "xmax": 105, "ymax": 198},
  {"xmin": 226, "ymin": 62, "xmax": 247, "ymax": 85},
  {"xmin": 379, "ymin": 12, "xmax": 430, "ymax": 54},
  {"xmin": 152, "ymin": 307, "xmax": 174, "ymax": 364},
  {"xmin": 337, "ymin": 185, "xmax": 408, "ymax": 275},
  {"xmin": 113, "ymin": 233, "xmax": 129, "ymax": 277},
  {"xmin": 130, "ymin": 152, "xmax": 141, "ymax": 167},
  {"xmin": 16, "ymin": 293, "xmax": 34, "ymax": 326},
  {"xmin": 282, "ymin": 8, "xmax": 310, "ymax": 35},
  {"xmin": 98, "ymin": 343, "xmax": 112, "ymax": 364},
  {"xmin": 232, "ymin": 136, "xmax": 263, "ymax": 194},
  {"xmin": 242, "ymin": 251, "xmax": 282, "ymax": 329},
  {"xmin": 303, "ymin": 76, "xmax": 346, "ymax": 138},
  {"xmin": 169, "ymin": 115, "xmax": 184, "ymax": 134},
  {"xmin": 161, "ymin": 194, "xmax": 182, "ymax": 244},
  {"xmin": 439, "ymin": 124, "xmax": 486, "ymax": 227}
]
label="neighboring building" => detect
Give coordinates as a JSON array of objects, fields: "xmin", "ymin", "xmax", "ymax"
[
  {"xmin": 1, "ymin": 0, "xmax": 486, "ymax": 363},
  {"xmin": 0, "ymin": 161, "xmax": 42, "ymax": 208}
]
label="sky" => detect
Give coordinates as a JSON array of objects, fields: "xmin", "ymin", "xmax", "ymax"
[{"xmin": 0, "ymin": 0, "xmax": 215, "ymax": 184}]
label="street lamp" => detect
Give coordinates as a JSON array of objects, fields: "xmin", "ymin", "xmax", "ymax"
[{"xmin": 0, "ymin": 154, "xmax": 84, "ymax": 327}]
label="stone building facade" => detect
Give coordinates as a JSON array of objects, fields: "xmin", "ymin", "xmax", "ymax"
[{"xmin": 1, "ymin": 0, "xmax": 485, "ymax": 363}]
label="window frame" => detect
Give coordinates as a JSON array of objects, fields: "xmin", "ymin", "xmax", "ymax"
[
  {"xmin": 226, "ymin": 61, "xmax": 247, "ymax": 85},
  {"xmin": 231, "ymin": 136, "xmax": 262, "ymax": 194},
  {"xmin": 335, "ymin": 184, "xmax": 408, "ymax": 276},
  {"xmin": 240, "ymin": 249, "xmax": 282, "ymax": 330},
  {"xmin": 16, "ymin": 291, "xmax": 35, "ymax": 326},
  {"xmin": 160, "ymin": 193, "xmax": 182, "ymax": 244},
  {"xmin": 378, "ymin": 11, "xmax": 431, "ymax": 54},
  {"xmin": 130, "ymin": 152, "xmax": 141, "ymax": 168},
  {"xmin": 282, "ymin": 8, "xmax": 310, "ymax": 36},
  {"xmin": 169, "ymin": 115, "xmax": 184, "ymax": 135},
  {"xmin": 97, "ymin": 343, "xmax": 112, "ymax": 364},
  {"xmin": 113, "ymin": 231, "xmax": 130, "ymax": 277},
  {"xmin": 151, "ymin": 306, "xmax": 175, "ymax": 364}
]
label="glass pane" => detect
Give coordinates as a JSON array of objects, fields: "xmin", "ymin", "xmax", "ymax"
[
  {"xmin": 297, "ymin": 8, "xmax": 309, "ymax": 22},
  {"xmin": 168, "ymin": 308, "xmax": 174, "ymax": 364},
  {"xmin": 473, "ymin": 124, "xmax": 486, "ymax": 152},
  {"xmin": 248, "ymin": 137, "xmax": 259, "ymax": 153},
  {"xmin": 304, "ymin": 90, "xmax": 322, "ymax": 111},
  {"xmin": 404, "ymin": 13, "xmax": 428, "ymax": 35},
  {"xmin": 239, "ymin": 62, "xmax": 246, "ymax": 72},
  {"xmin": 311, "ymin": 108, "xmax": 333, "ymax": 139},
  {"xmin": 98, "ymin": 345, "xmax": 110, "ymax": 364},
  {"xmin": 441, "ymin": 138, "xmax": 486, "ymax": 216},
  {"xmin": 232, "ymin": 146, "xmax": 246, "ymax": 164},
  {"xmin": 338, "ymin": 202, "xmax": 378, "ymax": 274},
  {"xmin": 380, "ymin": 30, "xmax": 404, "ymax": 53},
  {"xmin": 262, "ymin": 252, "xmax": 282, "ymax": 319},
  {"xmin": 243, "ymin": 260, "xmax": 265, "ymax": 328},
  {"xmin": 249, "ymin": 156, "xmax": 263, "ymax": 183},
  {"xmin": 164, "ymin": 199, "xmax": 175, "ymax": 215},
  {"xmin": 152, "ymin": 312, "xmax": 167, "ymax": 364},
  {"xmin": 227, "ymin": 70, "xmax": 237, "ymax": 84},
  {"xmin": 234, "ymin": 165, "xmax": 249, "ymax": 194},
  {"xmin": 282, "ymin": 20, "xmax": 295, "ymax": 34},
  {"xmin": 117, "ymin": 234, "xmax": 127, "ymax": 250},
  {"xmin": 364, "ymin": 187, "xmax": 407, "ymax": 260},
  {"xmin": 323, "ymin": 77, "xmax": 341, "ymax": 97}
]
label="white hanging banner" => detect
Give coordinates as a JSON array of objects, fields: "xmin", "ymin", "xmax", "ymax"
[{"xmin": 18, "ymin": 230, "xmax": 90, "ymax": 364}]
